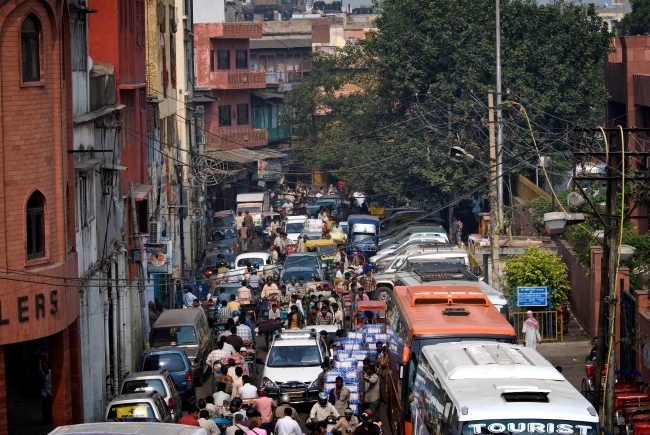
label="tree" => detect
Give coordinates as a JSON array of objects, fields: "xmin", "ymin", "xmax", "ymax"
[
  {"xmin": 502, "ymin": 246, "xmax": 571, "ymax": 309},
  {"xmin": 285, "ymin": 0, "xmax": 613, "ymax": 202},
  {"xmin": 617, "ymin": 0, "xmax": 650, "ymax": 36}
]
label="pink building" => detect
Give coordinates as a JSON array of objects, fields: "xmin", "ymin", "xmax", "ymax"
[
  {"xmin": 604, "ymin": 36, "xmax": 650, "ymax": 235},
  {"xmin": 194, "ymin": 15, "xmax": 268, "ymax": 149}
]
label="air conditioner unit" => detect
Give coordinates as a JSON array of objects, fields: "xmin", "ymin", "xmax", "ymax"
[
  {"xmin": 197, "ymin": 134, "xmax": 206, "ymax": 145},
  {"xmin": 195, "ymin": 105, "xmax": 205, "ymax": 112},
  {"xmin": 149, "ymin": 221, "xmax": 161, "ymax": 244}
]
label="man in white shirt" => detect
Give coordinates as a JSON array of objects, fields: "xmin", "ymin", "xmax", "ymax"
[
  {"xmin": 198, "ymin": 410, "xmax": 221, "ymax": 435},
  {"xmin": 237, "ymin": 375, "xmax": 258, "ymax": 399},
  {"xmin": 282, "ymin": 200, "xmax": 294, "ymax": 216},
  {"xmin": 308, "ymin": 392, "xmax": 339, "ymax": 430},
  {"xmin": 220, "ymin": 335, "xmax": 236, "ymax": 356},
  {"xmin": 289, "ymin": 294, "xmax": 304, "ymax": 314},
  {"xmin": 275, "ymin": 408, "xmax": 303, "ymax": 435},
  {"xmin": 235, "ymin": 212, "xmax": 244, "ymax": 231},
  {"xmin": 213, "ymin": 382, "xmax": 231, "ymax": 415}
]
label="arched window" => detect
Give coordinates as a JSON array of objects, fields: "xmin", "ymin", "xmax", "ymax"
[
  {"xmin": 26, "ymin": 191, "xmax": 45, "ymax": 259},
  {"xmin": 21, "ymin": 14, "xmax": 41, "ymax": 82}
]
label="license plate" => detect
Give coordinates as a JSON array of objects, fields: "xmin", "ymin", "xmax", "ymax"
[{"xmin": 289, "ymin": 393, "xmax": 303, "ymax": 398}]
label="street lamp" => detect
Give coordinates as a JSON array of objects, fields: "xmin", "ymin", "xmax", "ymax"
[{"xmin": 542, "ymin": 212, "xmax": 585, "ymax": 235}]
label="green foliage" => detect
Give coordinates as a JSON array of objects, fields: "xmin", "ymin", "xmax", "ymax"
[
  {"xmin": 285, "ymin": 0, "xmax": 613, "ymax": 201},
  {"xmin": 503, "ymin": 246, "xmax": 571, "ymax": 309},
  {"xmin": 617, "ymin": 0, "xmax": 650, "ymax": 36}
]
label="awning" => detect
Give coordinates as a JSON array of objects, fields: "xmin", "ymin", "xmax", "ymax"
[
  {"xmin": 102, "ymin": 162, "xmax": 128, "ymax": 171},
  {"xmin": 193, "ymin": 95, "xmax": 219, "ymax": 103},
  {"xmin": 205, "ymin": 148, "xmax": 286, "ymax": 164},
  {"xmin": 73, "ymin": 104, "xmax": 125, "ymax": 125},
  {"xmin": 251, "ymin": 91, "xmax": 285, "ymax": 100},
  {"xmin": 133, "ymin": 184, "xmax": 154, "ymax": 201},
  {"xmin": 74, "ymin": 158, "xmax": 104, "ymax": 170}
]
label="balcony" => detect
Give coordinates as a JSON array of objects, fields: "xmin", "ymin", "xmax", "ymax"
[
  {"xmin": 210, "ymin": 71, "xmax": 266, "ymax": 90},
  {"xmin": 206, "ymin": 128, "xmax": 268, "ymax": 149},
  {"xmin": 207, "ymin": 22, "xmax": 263, "ymax": 40},
  {"xmin": 265, "ymin": 69, "xmax": 309, "ymax": 84}
]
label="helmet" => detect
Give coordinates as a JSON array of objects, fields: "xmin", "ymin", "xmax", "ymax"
[
  {"xmin": 360, "ymin": 409, "xmax": 374, "ymax": 423},
  {"xmin": 280, "ymin": 394, "xmax": 291, "ymax": 404},
  {"xmin": 318, "ymin": 392, "xmax": 328, "ymax": 404},
  {"xmin": 231, "ymin": 310, "xmax": 241, "ymax": 316},
  {"xmin": 229, "ymin": 397, "xmax": 243, "ymax": 412}
]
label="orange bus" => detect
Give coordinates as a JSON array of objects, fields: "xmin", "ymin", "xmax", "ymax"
[{"xmin": 384, "ymin": 284, "xmax": 517, "ymax": 435}]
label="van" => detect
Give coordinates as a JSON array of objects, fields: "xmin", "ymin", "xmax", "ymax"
[
  {"xmin": 104, "ymin": 391, "xmax": 172, "ymax": 422},
  {"xmin": 119, "ymin": 370, "xmax": 182, "ymax": 422},
  {"xmin": 149, "ymin": 309, "xmax": 212, "ymax": 386}
]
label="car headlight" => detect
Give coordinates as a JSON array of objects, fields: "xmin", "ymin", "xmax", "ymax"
[{"xmin": 263, "ymin": 377, "xmax": 278, "ymax": 388}]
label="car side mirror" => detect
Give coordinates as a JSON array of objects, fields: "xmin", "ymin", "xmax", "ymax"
[{"xmin": 255, "ymin": 358, "xmax": 265, "ymax": 366}]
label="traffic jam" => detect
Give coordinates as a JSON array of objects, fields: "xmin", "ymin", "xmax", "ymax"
[{"xmin": 49, "ymin": 187, "xmax": 607, "ymax": 435}]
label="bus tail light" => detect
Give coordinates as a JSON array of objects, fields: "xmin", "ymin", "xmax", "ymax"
[{"xmin": 402, "ymin": 345, "xmax": 410, "ymax": 364}]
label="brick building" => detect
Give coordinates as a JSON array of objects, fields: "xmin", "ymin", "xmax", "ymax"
[
  {"xmin": 193, "ymin": 0, "xmax": 268, "ymax": 150},
  {"xmin": 604, "ymin": 36, "xmax": 650, "ymax": 235},
  {"xmin": 0, "ymin": 0, "xmax": 81, "ymax": 431}
]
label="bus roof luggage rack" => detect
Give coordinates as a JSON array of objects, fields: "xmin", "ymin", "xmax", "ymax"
[{"xmin": 412, "ymin": 266, "xmax": 478, "ymax": 282}]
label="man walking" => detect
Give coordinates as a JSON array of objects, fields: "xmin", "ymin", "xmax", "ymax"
[
  {"xmin": 40, "ymin": 360, "xmax": 52, "ymax": 424},
  {"xmin": 359, "ymin": 270, "xmax": 377, "ymax": 300},
  {"xmin": 243, "ymin": 211, "xmax": 255, "ymax": 244},
  {"xmin": 239, "ymin": 225, "xmax": 249, "ymax": 253},
  {"xmin": 453, "ymin": 216, "xmax": 463, "ymax": 245},
  {"xmin": 235, "ymin": 212, "xmax": 244, "ymax": 231},
  {"xmin": 362, "ymin": 365, "xmax": 380, "ymax": 420}
]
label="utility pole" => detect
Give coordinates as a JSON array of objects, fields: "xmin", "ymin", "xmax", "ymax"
[
  {"xmin": 496, "ymin": 0, "xmax": 504, "ymax": 225},
  {"xmin": 488, "ymin": 92, "xmax": 501, "ymax": 290},
  {"xmin": 593, "ymin": 131, "xmax": 619, "ymax": 429}
]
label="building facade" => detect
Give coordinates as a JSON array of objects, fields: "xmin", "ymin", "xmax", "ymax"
[{"xmin": 0, "ymin": 0, "xmax": 82, "ymax": 431}]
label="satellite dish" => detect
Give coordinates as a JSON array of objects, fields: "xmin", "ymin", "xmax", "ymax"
[{"xmin": 567, "ymin": 192, "xmax": 585, "ymax": 207}]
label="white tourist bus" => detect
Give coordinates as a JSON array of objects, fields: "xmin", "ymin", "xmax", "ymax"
[{"xmin": 410, "ymin": 342, "xmax": 600, "ymax": 435}]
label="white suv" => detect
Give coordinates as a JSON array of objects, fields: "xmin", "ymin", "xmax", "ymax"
[{"xmin": 256, "ymin": 329, "xmax": 328, "ymax": 404}]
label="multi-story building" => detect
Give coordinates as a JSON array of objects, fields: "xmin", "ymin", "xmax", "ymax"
[
  {"xmin": 87, "ymin": 0, "xmax": 151, "ymax": 421},
  {"xmin": 193, "ymin": 0, "xmax": 268, "ymax": 150},
  {"xmin": 605, "ymin": 35, "xmax": 650, "ymax": 235},
  {"xmin": 0, "ymin": 0, "xmax": 82, "ymax": 430}
]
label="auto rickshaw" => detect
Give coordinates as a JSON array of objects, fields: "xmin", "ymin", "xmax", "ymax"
[{"xmin": 305, "ymin": 239, "xmax": 338, "ymax": 278}]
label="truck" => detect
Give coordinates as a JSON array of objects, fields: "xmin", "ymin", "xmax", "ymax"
[
  {"xmin": 347, "ymin": 214, "xmax": 380, "ymax": 257},
  {"xmin": 236, "ymin": 192, "xmax": 271, "ymax": 229}
]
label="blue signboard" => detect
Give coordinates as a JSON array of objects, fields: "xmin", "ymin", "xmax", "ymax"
[{"xmin": 516, "ymin": 286, "xmax": 548, "ymax": 307}]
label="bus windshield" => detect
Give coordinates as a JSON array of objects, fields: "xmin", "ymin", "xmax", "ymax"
[{"xmin": 461, "ymin": 420, "xmax": 598, "ymax": 435}]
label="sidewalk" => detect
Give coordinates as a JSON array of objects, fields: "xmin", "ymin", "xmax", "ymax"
[{"xmin": 535, "ymin": 316, "xmax": 592, "ymax": 393}]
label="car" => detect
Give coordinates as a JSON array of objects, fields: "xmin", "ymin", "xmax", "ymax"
[
  {"xmin": 51, "ymin": 422, "xmax": 208, "ymax": 435},
  {"xmin": 148, "ymin": 309, "xmax": 213, "ymax": 387},
  {"xmin": 314, "ymin": 199, "xmax": 339, "ymax": 212},
  {"xmin": 299, "ymin": 230, "xmax": 323, "ymax": 241},
  {"xmin": 378, "ymin": 225, "xmax": 449, "ymax": 248},
  {"xmin": 211, "ymin": 227, "xmax": 238, "ymax": 245},
  {"xmin": 119, "ymin": 370, "xmax": 182, "ymax": 422},
  {"xmin": 284, "ymin": 252, "xmax": 326, "ymax": 279},
  {"xmin": 204, "ymin": 243, "xmax": 235, "ymax": 255},
  {"xmin": 280, "ymin": 266, "xmax": 320, "ymax": 284},
  {"xmin": 139, "ymin": 347, "xmax": 196, "ymax": 406},
  {"xmin": 370, "ymin": 235, "xmax": 450, "ymax": 263},
  {"xmin": 235, "ymin": 252, "xmax": 270, "ymax": 271},
  {"xmin": 256, "ymin": 329, "xmax": 329, "ymax": 403},
  {"xmin": 382, "ymin": 207, "xmax": 412, "ymax": 220},
  {"xmin": 305, "ymin": 204, "xmax": 322, "ymax": 216},
  {"xmin": 283, "ymin": 216, "xmax": 307, "ymax": 243},
  {"xmin": 213, "ymin": 210, "xmax": 235, "ymax": 228},
  {"xmin": 105, "ymin": 391, "xmax": 173, "ymax": 422}
]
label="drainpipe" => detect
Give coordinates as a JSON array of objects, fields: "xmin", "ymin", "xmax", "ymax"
[
  {"xmin": 119, "ymin": 284, "xmax": 128, "ymax": 381},
  {"xmin": 104, "ymin": 291, "xmax": 111, "ymax": 400},
  {"xmin": 111, "ymin": 283, "xmax": 119, "ymax": 397}
]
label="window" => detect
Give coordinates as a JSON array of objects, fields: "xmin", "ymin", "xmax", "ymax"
[
  {"xmin": 237, "ymin": 103, "xmax": 248, "ymax": 125},
  {"xmin": 217, "ymin": 50, "xmax": 229, "ymax": 70},
  {"xmin": 78, "ymin": 174, "xmax": 88, "ymax": 227},
  {"xmin": 21, "ymin": 14, "xmax": 41, "ymax": 82},
  {"xmin": 219, "ymin": 105, "xmax": 231, "ymax": 127},
  {"xmin": 210, "ymin": 50, "xmax": 215, "ymax": 72},
  {"xmin": 71, "ymin": 13, "xmax": 87, "ymax": 72},
  {"xmin": 235, "ymin": 50, "xmax": 247, "ymax": 69},
  {"xmin": 26, "ymin": 191, "xmax": 45, "ymax": 259}
]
